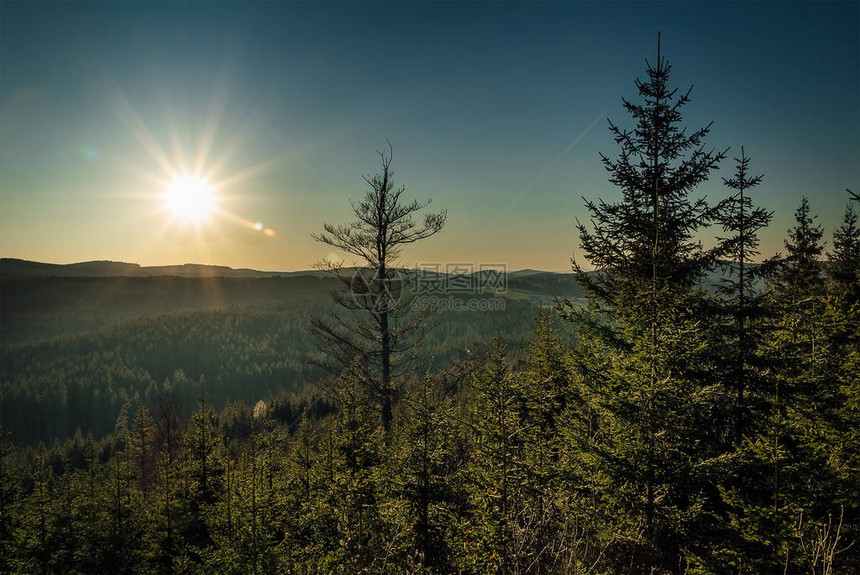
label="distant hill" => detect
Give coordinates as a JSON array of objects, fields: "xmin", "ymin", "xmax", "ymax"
[
  {"xmin": 3, "ymin": 258, "xmax": 757, "ymax": 299},
  {"xmin": 504, "ymin": 271, "xmax": 583, "ymax": 300},
  {"xmin": 1, "ymin": 258, "xmax": 580, "ymax": 283},
  {"xmin": 0, "ymin": 259, "xmax": 585, "ymax": 343},
  {"xmin": 0, "ymin": 258, "xmax": 296, "ymax": 280}
]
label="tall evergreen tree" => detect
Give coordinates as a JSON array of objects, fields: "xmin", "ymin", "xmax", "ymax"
[
  {"xmin": 827, "ymin": 201, "xmax": 860, "ymax": 303},
  {"xmin": 573, "ymin": 34, "xmax": 725, "ymax": 308},
  {"xmin": 322, "ymin": 373, "xmax": 390, "ymax": 571},
  {"xmin": 519, "ymin": 309, "xmax": 570, "ymax": 569},
  {"xmin": 713, "ymin": 147, "xmax": 773, "ymax": 443},
  {"xmin": 751, "ymin": 197, "xmax": 833, "ymax": 573},
  {"xmin": 562, "ymin": 34, "xmax": 725, "ymax": 573},
  {"xmin": 131, "ymin": 405, "xmax": 156, "ymax": 493},
  {"xmin": 463, "ymin": 337, "xmax": 528, "ymax": 573},
  {"xmin": 102, "ymin": 410, "xmax": 146, "ymax": 574},
  {"xmin": 394, "ymin": 370, "xmax": 458, "ymax": 571},
  {"xmin": 770, "ymin": 197, "xmax": 826, "ymax": 379},
  {"xmin": 151, "ymin": 380, "xmax": 185, "ymax": 570}
]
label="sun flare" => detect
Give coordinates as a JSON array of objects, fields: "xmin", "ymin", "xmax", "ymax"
[{"xmin": 165, "ymin": 176, "xmax": 217, "ymax": 223}]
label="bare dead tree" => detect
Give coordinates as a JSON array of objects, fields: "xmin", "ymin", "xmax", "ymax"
[{"xmin": 311, "ymin": 142, "xmax": 446, "ymax": 431}]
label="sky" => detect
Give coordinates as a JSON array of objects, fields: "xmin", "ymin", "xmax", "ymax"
[{"xmin": 1, "ymin": 1, "xmax": 858, "ymax": 272}]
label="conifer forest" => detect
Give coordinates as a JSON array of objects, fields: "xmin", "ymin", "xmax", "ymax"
[{"xmin": 1, "ymin": 28, "xmax": 859, "ymax": 575}]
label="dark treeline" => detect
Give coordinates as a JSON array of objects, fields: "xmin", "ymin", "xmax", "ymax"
[{"xmin": 1, "ymin": 41, "xmax": 859, "ymax": 574}]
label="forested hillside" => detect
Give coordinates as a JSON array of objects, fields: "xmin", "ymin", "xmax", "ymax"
[
  {"xmin": 0, "ymin": 273, "xmax": 544, "ymax": 444},
  {"xmin": 0, "ymin": 41, "xmax": 858, "ymax": 575}
]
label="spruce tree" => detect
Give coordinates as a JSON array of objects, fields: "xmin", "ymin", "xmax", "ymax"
[
  {"xmin": 324, "ymin": 373, "xmax": 390, "ymax": 571},
  {"xmin": 713, "ymin": 148, "xmax": 773, "ymax": 443},
  {"xmin": 755, "ymin": 197, "xmax": 833, "ymax": 573},
  {"xmin": 463, "ymin": 337, "xmax": 528, "ymax": 573},
  {"xmin": 573, "ymin": 34, "xmax": 725, "ymax": 309},
  {"xmin": 804, "ymin": 197, "xmax": 860, "ymax": 572},
  {"xmin": 827, "ymin": 201, "xmax": 860, "ymax": 303},
  {"xmin": 103, "ymin": 413, "xmax": 146, "ymax": 574},
  {"xmin": 780, "ymin": 197, "xmax": 825, "ymax": 286},
  {"xmin": 183, "ymin": 377, "xmax": 222, "ymax": 552},
  {"xmin": 770, "ymin": 197, "xmax": 826, "ymax": 386},
  {"xmin": 701, "ymin": 150, "xmax": 794, "ymax": 573},
  {"xmin": 394, "ymin": 371, "xmax": 458, "ymax": 571},
  {"xmin": 519, "ymin": 309, "xmax": 570, "ymax": 568},
  {"xmin": 562, "ymin": 34, "xmax": 725, "ymax": 572}
]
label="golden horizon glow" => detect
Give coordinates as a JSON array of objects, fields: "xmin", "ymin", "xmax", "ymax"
[{"xmin": 165, "ymin": 176, "xmax": 217, "ymax": 223}]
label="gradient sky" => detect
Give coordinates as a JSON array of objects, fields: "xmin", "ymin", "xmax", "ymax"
[{"xmin": 1, "ymin": 1, "xmax": 857, "ymax": 272}]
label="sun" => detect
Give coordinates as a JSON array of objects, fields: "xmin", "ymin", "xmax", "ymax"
[{"xmin": 165, "ymin": 176, "xmax": 217, "ymax": 223}]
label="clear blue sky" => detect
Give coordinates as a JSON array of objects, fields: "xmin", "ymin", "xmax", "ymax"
[{"xmin": 1, "ymin": 1, "xmax": 857, "ymax": 271}]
